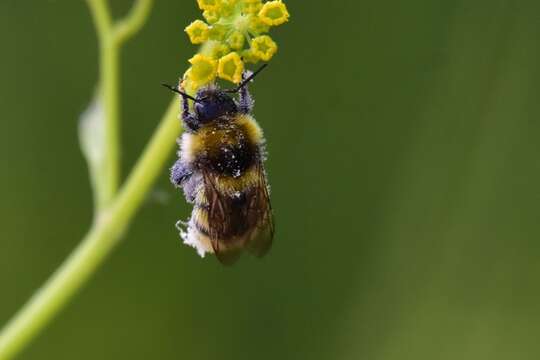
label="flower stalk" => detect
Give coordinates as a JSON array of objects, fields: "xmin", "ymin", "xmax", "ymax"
[
  {"xmin": 0, "ymin": 1, "xmax": 289, "ymax": 359},
  {"xmin": 0, "ymin": 1, "xmax": 161, "ymax": 359},
  {"xmin": 0, "ymin": 99, "xmax": 179, "ymax": 360}
]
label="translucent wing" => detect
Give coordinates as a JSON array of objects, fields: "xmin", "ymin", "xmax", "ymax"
[
  {"xmin": 202, "ymin": 161, "xmax": 274, "ymax": 265},
  {"xmin": 202, "ymin": 170, "xmax": 244, "ymax": 265},
  {"xmin": 245, "ymin": 161, "xmax": 274, "ymax": 257}
]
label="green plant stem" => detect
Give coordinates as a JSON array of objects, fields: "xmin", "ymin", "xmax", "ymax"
[
  {"xmin": 101, "ymin": 37, "xmax": 120, "ymax": 207},
  {"xmin": 87, "ymin": 0, "xmax": 155, "ymax": 210},
  {"xmin": 86, "ymin": 0, "xmax": 117, "ymax": 209},
  {"xmin": 0, "ymin": 98, "xmax": 180, "ymax": 360},
  {"xmin": 100, "ymin": 0, "xmax": 156, "ymax": 207},
  {"xmin": 0, "ymin": 1, "xmax": 168, "ymax": 358},
  {"xmin": 86, "ymin": 0, "xmax": 112, "ymax": 38},
  {"xmin": 114, "ymin": 0, "xmax": 156, "ymax": 45}
]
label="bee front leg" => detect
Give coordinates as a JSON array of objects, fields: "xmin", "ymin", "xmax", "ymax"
[
  {"xmin": 180, "ymin": 90, "xmax": 200, "ymax": 132},
  {"xmin": 183, "ymin": 114, "xmax": 199, "ymax": 132},
  {"xmin": 238, "ymin": 70, "xmax": 254, "ymax": 114},
  {"xmin": 170, "ymin": 159, "xmax": 193, "ymax": 187}
]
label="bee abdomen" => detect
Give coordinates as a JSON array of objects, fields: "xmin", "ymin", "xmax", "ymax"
[
  {"xmin": 192, "ymin": 192, "xmax": 252, "ymax": 240},
  {"xmin": 192, "ymin": 206, "xmax": 210, "ymax": 236},
  {"xmin": 193, "ymin": 219, "xmax": 211, "ymax": 237}
]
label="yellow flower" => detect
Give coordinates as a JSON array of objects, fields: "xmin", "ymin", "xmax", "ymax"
[
  {"xmin": 248, "ymin": 15, "xmax": 270, "ymax": 35},
  {"xmin": 258, "ymin": 1, "xmax": 289, "ymax": 26},
  {"xmin": 182, "ymin": 0, "xmax": 290, "ymax": 86},
  {"xmin": 181, "ymin": 69, "xmax": 198, "ymax": 95},
  {"xmin": 218, "ymin": 52, "xmax": 244, "ymax": 83},
  {"xmin": 242, "ymin": 0, "xmax": 262, "ymax": 14},
  {"xmin": 185, "ymin": 20, "xmax": 210, "ymax": 44},
  {"xmin": 250, "ymin": 35, "xmax": 277, "ymax": 61},
  {"xmin": 210, "ymin": 42, "xmax": 231, "ymax": 59},
  {"xmin": 227, "ymin": 31, "xmax": 245, "ymax": 50},
  {"xmin": 197, "ymin": 0, "xmax": 221, "ymax": 11},
  {"xmin": 219, "ymin": 0, "xmax": 239, "ymax": 16},
  {"xmin": 187, "ymin": 54, "xmax": 217, "ymax": 87},
  {"xmin": 202, "ymin": 10, "xmax": 219, "ymax": 24},
  {"xmin": 240, "ymin": 49, "xmax": 259, "ymax": 64},
  {"xmin": 208, "ymin": 24, "xmax": 228, "ymax": 41}
]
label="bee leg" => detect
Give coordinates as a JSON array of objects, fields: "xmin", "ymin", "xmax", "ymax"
[
  {"xmin": 183, "ymin": 113, "xmax": 199, "ymax": 132},
  {"xmin": 170, "ymin": 160, "xmax": 193, "ymax": 187},
  {"xmin": 238, "ymin": 70, "xmax": 254, "ymax": 114},
  {"xmin": 180, "ymin": 92, "xmax": 200, "ymax": 132}
]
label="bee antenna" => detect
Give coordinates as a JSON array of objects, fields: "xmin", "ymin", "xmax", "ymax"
[
  {"xmin": 161, "ymin": 83, "xmax": 199, "ymax": 102},
  {"xmin": 225, "ymin": 63, "xmax": 268, "ymax": 93}
]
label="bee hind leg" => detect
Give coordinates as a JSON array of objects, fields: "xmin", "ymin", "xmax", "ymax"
[{"xmin": 238, "ymin": 70, "xmax": 254, "ymax": 114}]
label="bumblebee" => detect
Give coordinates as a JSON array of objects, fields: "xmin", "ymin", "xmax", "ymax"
[{"xmin": 164, "ymin": 65, "xmax": 274, "ymax": 265}]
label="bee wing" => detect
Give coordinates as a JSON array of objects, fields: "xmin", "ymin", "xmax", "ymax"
[
  {"xmin": 202, "ymin": 162, "xmax": 274, "ymax": 265},
  {"xmin": 202, "ymin": 170, "xmax": 244, "ymax": 265},
  {"xmin": 244, "ymin": 161, "xmax": 274, "ymax": 257}
]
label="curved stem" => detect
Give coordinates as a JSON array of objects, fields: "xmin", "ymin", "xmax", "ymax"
[
  {"xmin": 101, "ymin": 37, "xmax": 120, "ymax": 207},
  {"xmin": 86, "ymin": 0, "xmax": 112, "ymax": 38},
  {"xmin": 114, "ymin": 0, "xmax": 155, "ymax": 45},
  {"xmin": 0, "ymin": 98, "xmax": 180, "ymax": 360},
  {"xmin": 87, "ymin": 0, "xmax": 156, "ymax": 209},
  {"xmin": 0, "ymin": 1, "xmax": 167, "ymax": 357},
  {"xmin": 86, "ymin": 0, "xmax": 119, "ymax": 209}
]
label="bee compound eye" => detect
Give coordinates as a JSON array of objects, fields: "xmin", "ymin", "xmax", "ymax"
[{"xmin": 195, "ymin": 100, "xmax": 219, "ymax": 123}]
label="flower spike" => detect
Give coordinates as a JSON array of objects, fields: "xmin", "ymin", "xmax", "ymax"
[{"xmin": 183, "ymin": 0, "xmax": 290, "ymax": 90}]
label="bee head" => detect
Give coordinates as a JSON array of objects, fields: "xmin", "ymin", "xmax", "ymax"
[
  {"xmin": 161, "ymin": 64, "xmax": 269, "ymax": 124},
  {"xmin": 194, "ymin": 86, "xmax": 238, "ymax": 123}
]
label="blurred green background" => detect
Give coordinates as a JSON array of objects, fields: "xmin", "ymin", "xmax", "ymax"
[{"xmin": 2, "ymin": 1, "xmax": 540, "ymax": 359}]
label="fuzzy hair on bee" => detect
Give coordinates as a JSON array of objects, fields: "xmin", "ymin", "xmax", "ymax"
[{"xmin": 164, "ymin": 65, "xmax": 274, "ymax": 265}]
